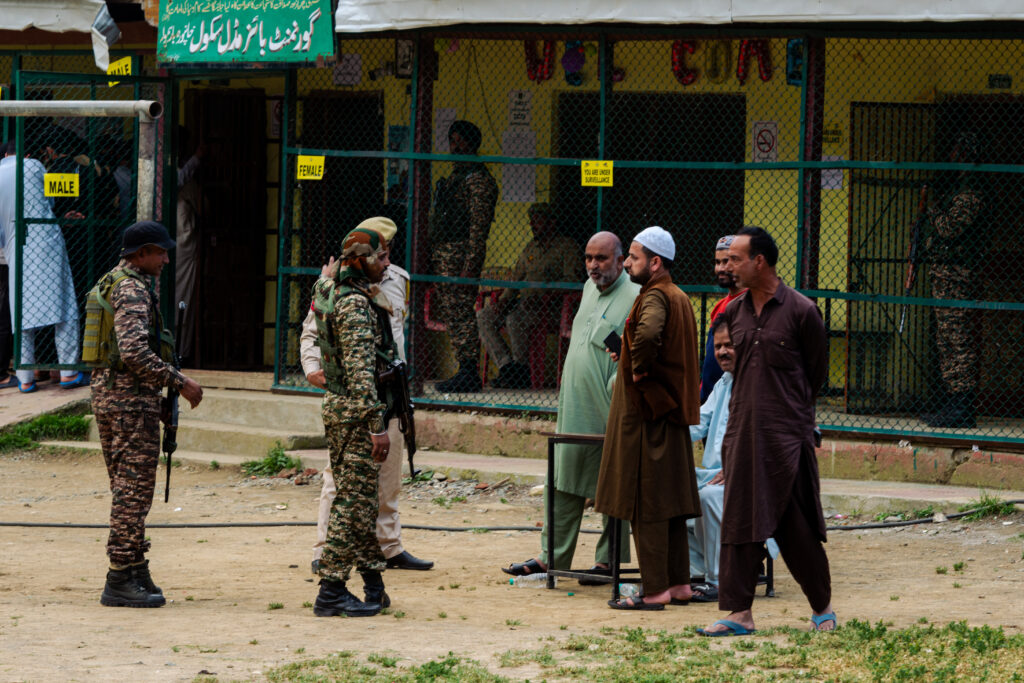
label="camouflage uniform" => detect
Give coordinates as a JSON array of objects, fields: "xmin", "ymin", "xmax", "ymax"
[
  {"xmin": 91, "ymin": 259, "xmax": 185, "ymax": 567},
  {"xmin": 315, "ymin": 274, "xmax": 392, "ymax": 582},
  {"xmin": 927, "ymin": 184, "xmax": 982, "ymax": 394},
  {"xmin": 429, "ymin": 163, "xmax": 498, "ymax": 368}
]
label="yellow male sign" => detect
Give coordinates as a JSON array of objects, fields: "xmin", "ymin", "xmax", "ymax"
[
  {"xmin": 44, "ymin": 173, "xmax": 79, "ymax": 197},
  {"xmin": 107, "ymin": 56, "xmax": 132, "ymax": 87},
  {"xmin": 297, "ymin": 155, "xmax": 325, "ymax": 180},
  {"xmin": 581, "ymin": 160, "xmax": 613, "ymax": 187}
]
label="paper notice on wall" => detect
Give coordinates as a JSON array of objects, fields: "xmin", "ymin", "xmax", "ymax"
[
  {"xmin": 501, "ymin": 127, "xmax": 536, "ymax": 203},
  {"xmin": 752, "ymin": 121, "xmax": 778, "ymax": 163},
  {"xmin": 821, "ymin": 155, "xmax": 843, "ymax": 190},
  {"xmin": 434, "ymin": 108, "xmax": 457, "ymax": 153},
  {"xmin": 333, "ymin": 54, "xmax": 362, "ymax": 85},
  {"xmin": 509, "ymin": 90, "xmax": 532, "ymax": 126}
]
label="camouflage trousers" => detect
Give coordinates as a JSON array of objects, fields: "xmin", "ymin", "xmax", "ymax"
[
  {"xmin": 95, "ymin": 410, "xmax": 160, "ymax": 566},
  {"xmin": 318, "ymin": 414, "xmax": 385, "ymax": 583},
  {"xmin": 432, "ymin": 242, "xmax": 481, "ymax": 368},
  {"xmin": 931, "ymin": 264, "xmax": 978, "ymax": 394}
]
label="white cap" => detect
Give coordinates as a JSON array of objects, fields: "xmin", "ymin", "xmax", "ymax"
[{"xmin": 633, "ymin": 226, "xmax": 675, "ymax": 261}]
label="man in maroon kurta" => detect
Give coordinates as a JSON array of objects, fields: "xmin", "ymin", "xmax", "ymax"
[
  {"xmin": 595, "ymin": 226, "xmax": 701, "ymax": 610},
  {"xmin": 699, "ymin": 226, "xmax": 836, "ymax": 636}
]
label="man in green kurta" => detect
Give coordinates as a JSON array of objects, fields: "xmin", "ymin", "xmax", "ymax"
[{"xmin": 502, "ymin": 232, "xmax": 638, "ymax": 578}]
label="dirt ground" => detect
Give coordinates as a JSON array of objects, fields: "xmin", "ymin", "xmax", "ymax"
[{"xmin": 1, "ymin": 447, "xmax": 1023, "ymax": 682}]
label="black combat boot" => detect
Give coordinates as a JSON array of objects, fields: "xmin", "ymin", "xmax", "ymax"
[
  {"xmin": 926, "ymin": 391, "xmax": 976, "ymax": 429},
  {"xmin": 314, "ymin": 579, "xmax": 381, "ymax": 617},
  {"xmin": 100, "ymin": 567, "xmax": 166, "ymax": 608},
  {"xmin": 131, "ymin": 559, "xmax": 162, "ymax": 595},
  {"xmin": 491, "ymin": 361, "xmax": 530, "ymax": 389},
  {"xmin": 361, "ymin": 570, "xmax": 390, "ymax": 609},
  {"xmin": 436, "ymin": 361, "xmax": 482, "ymax": 393}
]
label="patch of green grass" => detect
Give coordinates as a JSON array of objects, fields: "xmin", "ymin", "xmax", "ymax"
[
  {"xmin": 268, "ymin": 602, "xmax": 284, "ymax": 610},
  {"xmin": 0, "ymin": 413, "xmax": 91, "ymax": 452},
  {"xmin": 505, "ymin": 618, "xmax": 522, "ymax": 627},
  {"xmin": 499, "ymin": 497, "xmax": 509, "ymax": 504},
  {"xmin": 367, "ymin": 653, "xmax": 398, "ymax": 668},
  {"xmin": 954, "ymin": 561, "xmax": 966, "ymax": 572},
  {"xmin": 936, "ymin": 566, "xmax": 948, "ymax": 575},
  {"xmin": 438, "ymin": 611, "xmax": 448, "ymax": 619},
  {"xmin": 209, "ymin": 460, "xmax": 220, "ymax": 470},
  {"xmin": 302, "ymin": 601, "xmax": 313, "ymax": 609},
  {"xmin": 451, "ymin": 495, "xmax": 467, "ymax": 504},
  {"xmin": 498, "ymin": 647, "xmax": 555, "ymax": 668},
  {"xmin": 890, "ymin": 594, "xmax": 900, "ymax": 601},
  {"xmin": 241, "ymin": 442, "xmax": 302, "ymax": 477},
  {"xmin": 958, "ymin": 491, "xmax": 1017, "ymax": 521},
  {"xmin": 432, "ymin": 496, "xmax": 451, "ymax": 509}
]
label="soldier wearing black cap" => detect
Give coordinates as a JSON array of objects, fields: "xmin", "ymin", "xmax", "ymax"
[
  {"xmin": 89, "ymin": 221, "xmax": 204, "ymax": 608},
  {"xmin": 429, "ymin": 120, "xmax": 498, "ymax": 393}
]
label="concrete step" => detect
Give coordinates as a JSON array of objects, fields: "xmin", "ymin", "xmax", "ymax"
[
  {"xmin": 84, "ymin": 415, "xmax": 324, "ymax": 456},
  {"xmin": 183, "ymin": 369, "xmax": 274, "ymax": 391},
  {"xmin": 180, "ymin": 388, "xmax": 323, "ymax": 432},
  {"xmin": 42, "ymin": 439, "xmax": 330, "ymax": 471}
]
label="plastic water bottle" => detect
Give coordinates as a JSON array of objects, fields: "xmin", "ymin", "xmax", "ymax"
[
  {"xmin": 618, "ymin": 582, "xmax": 640, "ymax": 599},
  {"xmin": 510, "ymin": 573, "xmax": 555, "ymax": 588}
]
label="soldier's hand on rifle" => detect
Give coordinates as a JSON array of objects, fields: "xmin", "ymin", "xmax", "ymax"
[
  {"xmin": 306, "ymin": 369, "xmax": 327, "ymax": 390},
  {"xmin": 181, "ymin": 377, "xmax": 203, "ymax": 409},
  {"xmin": 321, "ymin": 256, "xmax": 340, "ymax": 280},
  {"xmin": 371, "ymin": 432, "xmax": 390, "ymax": 463},
  {"xmin": 160, "ymin": 396, "xmax": 172, "ymax": 426}
]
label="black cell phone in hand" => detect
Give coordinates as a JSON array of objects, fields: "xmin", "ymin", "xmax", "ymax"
[{"xmin": 603, "ymin": 330, "xmax": 622, "ymax": 355}]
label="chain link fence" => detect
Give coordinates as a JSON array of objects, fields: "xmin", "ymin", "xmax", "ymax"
[
  {"xmin": 2, "ymin": 51, "xmax": 171, "ymax": 378},
  {"xmin": 209, "ymin": 30, "xmax": 1024, "ymax": 445}
]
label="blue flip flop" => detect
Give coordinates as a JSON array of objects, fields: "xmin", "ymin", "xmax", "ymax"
[
  {"xmin": 0, "ymin": 375, "xmax": 18, "ymax": 389},
  {"xmin": 59, "ymin": 372, "xmax": 90, "ymax": 389},
  {"xmin": 811, "ymin": 612, "xmax": 837, "ymax": 631},
  {"xmin": 697, "ymin": 619, "xmax": 757, "ymax": 637},
  {"xmin": 18, "ymin": 381, "xmax": 38, "ymax": 393}
]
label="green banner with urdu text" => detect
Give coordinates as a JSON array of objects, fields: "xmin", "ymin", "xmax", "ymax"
[{"xmin": 157, "ymin": 0, "xmax": 335, "ymax": 64}]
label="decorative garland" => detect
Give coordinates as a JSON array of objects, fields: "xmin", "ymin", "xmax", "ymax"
[
  {"xmin": 671, "ymin": 40, "xmax": 698, "ymax": 86},
  {"xmin": 562, "ymin": 40, "xmax": 585, "ymax": 86},
  {"xmin": 737, "ymin": 39, "xmax": 772, "ymax": 84},
  {"xmin": 524, "ymin": 40, "xmax": 555, "ymax": 82}
]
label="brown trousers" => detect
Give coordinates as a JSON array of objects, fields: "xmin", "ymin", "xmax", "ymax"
[
  {"xmin": 719, "ymin": 467, "xmax": 831, "ymax": 613},
  {"xmin": 632, "ymin": 515, "xmax": 690, "ymax": 595}
]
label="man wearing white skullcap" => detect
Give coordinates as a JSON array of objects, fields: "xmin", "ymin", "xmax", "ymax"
[{"xmin": 595, "ymin": 227, "xmax": 702, "ymax": 610}]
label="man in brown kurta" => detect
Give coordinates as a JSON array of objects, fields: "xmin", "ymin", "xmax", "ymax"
[
  {"xmin": 699, "ymin": 226, "xmax": 835, "ymax": 636},
  {"xmin": 595, "ymin": 226, "xmax": 701, "ymax": 610}
]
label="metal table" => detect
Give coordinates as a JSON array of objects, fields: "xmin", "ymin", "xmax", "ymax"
[{"xmin": 542, "ymin": 432, "xmax": 639, "ymax": 600}]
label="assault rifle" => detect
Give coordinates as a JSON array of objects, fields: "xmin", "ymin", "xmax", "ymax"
[
  {"xmin": 898, "ymin": 186, "xmax": 930, "ymax": 335},
  {"xmin": 379, "ymin": 359, "xmax": 420, "ymax": 478},
  {"xmin": 162, "ymin": 301, "xmax": 186, "ymax": 502}
]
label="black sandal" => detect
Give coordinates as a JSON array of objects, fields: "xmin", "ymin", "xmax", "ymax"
[{"xmin": 501, "ymin": 558, "xmax": 545, "ymax": 576}]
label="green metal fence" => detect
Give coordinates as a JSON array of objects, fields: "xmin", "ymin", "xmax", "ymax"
[
  {"xmin": 274, "ymin": 28, "xmax": 1024, "ymax": 445},
  {"xmin": 2, "ymin": 51, "xmax": 174, "ymax": 379}
]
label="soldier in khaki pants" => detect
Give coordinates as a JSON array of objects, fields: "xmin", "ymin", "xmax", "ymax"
[{"xmin": 302, "ymin": 217, "xmax": 433, "ymax": 574}]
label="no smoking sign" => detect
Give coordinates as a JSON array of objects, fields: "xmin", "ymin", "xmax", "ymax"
[{"xmin": 752, "ymin": 121, "xmax": 778, "ymax": 162}]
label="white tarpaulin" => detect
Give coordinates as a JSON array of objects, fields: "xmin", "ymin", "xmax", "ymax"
[
  {"xmin": 0, "ymin": 0, "xmax": 103, "ymax": 33},
  {"xmin": 336, "ymin": 0, "xmax": 1015, "ymax": 32}
]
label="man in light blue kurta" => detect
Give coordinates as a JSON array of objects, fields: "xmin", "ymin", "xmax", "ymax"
[
  {"xmin": 0, "ymin": 146, "xmax": 80, "ymax": 389},
  {"xmin": 503, "ymin": 232, "xmax": 640, "ymax": 577},
  {"xmin": 688, "ymin": 320, "xmax": 777, "ymax": 602}
]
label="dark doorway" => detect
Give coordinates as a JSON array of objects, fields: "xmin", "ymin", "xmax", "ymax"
[
  {"xmin": 553, "ymin": 92, "xmax": 746, "ymax": 284},
  {"xmin": 300, "ymin": 91, "xmax": 385, "ymax": 266},
  {"xmin": 185, "ymin": 88, "xmax": 267, "ymax": 370}
]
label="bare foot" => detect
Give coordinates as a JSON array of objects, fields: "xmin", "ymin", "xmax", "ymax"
[
  {"xmin": 700, "ymin": 610, "xmax": 755, "ymax": 635},
  {"xmin": 811, "ymin": 605, "xmax": 837, "ymax": 631},
  {"xmin": 668, "ymin": 584, "xmax": 693, "ymax": 602}
]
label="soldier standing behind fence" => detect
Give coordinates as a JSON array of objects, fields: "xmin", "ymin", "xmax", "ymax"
[
  {"xmin": 924, "ymin": 132, "xmax": 984, "ymax": 428},
  {"xmin": 429, "ymin": 120, "xmax": 498, "ymax": 394},
  {"xmin": 92, "ymin": 221, "xmax": 203, "ymax": 608},
  {"xmin": 312, "ymin": 228, "xmax": 396, "ymax": 617}
]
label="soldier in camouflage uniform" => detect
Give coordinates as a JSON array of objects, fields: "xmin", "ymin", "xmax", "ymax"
[
  {"xmin": 92, "ymin": 221, "xmax": 204, "ymax": 607},
  {"xmin": 430, "ymin": 120, "xmax": 498, "ymax": 393},
  {"xmin": 312, "ymin": 228, "xmax": 396, "ymax": 618},
  {"xmin": 925, "ymin": 132, "xmax": 983, "ymax": 428}
]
